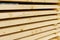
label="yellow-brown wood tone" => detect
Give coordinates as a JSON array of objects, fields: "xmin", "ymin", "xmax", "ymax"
[
  {"xmin": 0, "ymin": 0, "xmax": 60, "ymax": 40},
  {"xmin": 49, "ymin": 36, "xmax": 60, "ymax": 40}
]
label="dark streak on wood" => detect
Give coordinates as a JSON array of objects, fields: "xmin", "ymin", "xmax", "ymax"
[
  {"xmin": 0, "ymin": 1, "xmax": 58, "ymax": 5},
  {"xmin": 0, "ymin": 19, "xmax": 57, "ymax": 29},
  {"xmin": 0, "ymin": 14, "xmax": 57, "ymax": 21},
  {"xmin": 0, "ymin": 9, "xmax": 55, "ymax": 13},
  {"xmin": 0, "ymin": 22, "xmax": 60, "ymax": 37}
]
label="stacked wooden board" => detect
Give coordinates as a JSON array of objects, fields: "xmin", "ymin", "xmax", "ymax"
[{"xmin": 0, "ymin": 0, "xmax": 60, "ymax": 40}]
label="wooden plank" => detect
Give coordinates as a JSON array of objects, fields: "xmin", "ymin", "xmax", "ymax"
[
  {"xmin": 0, "ymin": 27, "xmax": 60, "ymax": 40},
  {"xmin": 0, "ymin": 10, "xmax": 56, "ymax": 19},
  {"xmin": 0, "ymin": 4, "xmax": 57, "ymax": 10},
  {"xmin": 0, "ymin": 15, "xmax": 58, "ymax": 27},
  {"xmin": 15, "ymin": 29, "xmax": 59, "ymax": 40},
  {"xmin": 0, "ymin": 23, "xmax": 60, "ymax": 36}
]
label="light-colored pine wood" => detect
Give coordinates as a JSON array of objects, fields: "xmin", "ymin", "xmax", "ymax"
[
  {"xmin": 0, "ymin": 10, "xmax": 56, "ymax": 19},
  {"xmin": 0, "ymin": 15, "xmax": 58, "ymax": 27},
  {"xmin": 0, "ymin": 0, "xmax": 59, "ymax": 40}
]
